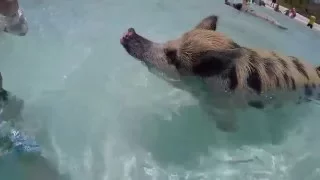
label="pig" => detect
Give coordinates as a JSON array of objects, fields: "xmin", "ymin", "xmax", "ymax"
[{"xmin": 120, "ymin": 15, "xmax": 320, "ymax": 132}]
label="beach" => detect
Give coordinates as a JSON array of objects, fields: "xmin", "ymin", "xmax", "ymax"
[{"xmin": 263, "ymin": 0, "xmax": 320, "ymax": 31}]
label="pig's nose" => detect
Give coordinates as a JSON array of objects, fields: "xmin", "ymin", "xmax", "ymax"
[
  {"xmin": 120, "ymin": 28, "xmax": 136, "ymax": 45},
  {"xmin": 127, "ymin": 28, "xmax": 136, "ymax": 34}
]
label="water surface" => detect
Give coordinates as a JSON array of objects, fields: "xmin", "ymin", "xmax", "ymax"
[{"xmin": 1, "ymin": 0, "xmax": 320, "ymax": 179}]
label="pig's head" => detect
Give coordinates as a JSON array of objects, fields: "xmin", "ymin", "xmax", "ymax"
[{"xmin": 120, "ymin": 15, "xmax": 242, "ymax": 81}]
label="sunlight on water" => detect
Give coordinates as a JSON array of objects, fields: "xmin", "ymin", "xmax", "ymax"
[{"xmin": 1, "ymin": 0, "xmax": 320, "ymax": 179}]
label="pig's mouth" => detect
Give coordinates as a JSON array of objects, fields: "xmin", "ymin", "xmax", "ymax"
[{"xmin": 120, "ymin": 28, "xmax": 154, "ymax": 61}]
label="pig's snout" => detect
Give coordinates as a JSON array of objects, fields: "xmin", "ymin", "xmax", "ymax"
[{"xmin": 120, "ymin": 28, "xmax": 136, "ymax": 45}]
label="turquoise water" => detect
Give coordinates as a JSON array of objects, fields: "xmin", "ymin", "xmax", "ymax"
[{"xmin": 1, "ymin": 0, "xmax": 320, "ymax": 179}]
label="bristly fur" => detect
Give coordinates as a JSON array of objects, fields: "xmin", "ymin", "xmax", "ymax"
[
  {"xmin": 227, "ymin": 48, "xmax": 320, "ymax": 94},
  {"xmin": 170, "ymin": 16, "xmax": 320, "ymax": 95}
]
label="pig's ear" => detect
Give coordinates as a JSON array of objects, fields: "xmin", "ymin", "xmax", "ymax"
[
  {"xmin": 191, "ymin": 48, "xmax": 242, "ymax": 77},
  {"xmin": 194, "ymin": 15, "xmax": 219, "ymax": 31}
]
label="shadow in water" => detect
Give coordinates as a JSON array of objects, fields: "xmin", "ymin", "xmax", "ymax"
[{"xmin": 122, "ymin": 103, "xmax": 310, "ymax": 169}]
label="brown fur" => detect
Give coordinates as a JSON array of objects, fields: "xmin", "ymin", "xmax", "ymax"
[
  {"xmin": 229, "ymin": 48, "xmax": 320, "ymax": 93},
  {"xmin": 166, "ymin": 16, "xmax": 320, "ymax": 94}
]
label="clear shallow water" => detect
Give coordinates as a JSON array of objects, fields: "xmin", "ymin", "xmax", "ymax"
[{"xmin": 1, "ymin": 0, "xmax": 320, "ymax": 179}]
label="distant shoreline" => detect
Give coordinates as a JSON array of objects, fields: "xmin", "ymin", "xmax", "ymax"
[{"xmin": 262, "ymin": 0, "xmax": 320, "ymax": 31}]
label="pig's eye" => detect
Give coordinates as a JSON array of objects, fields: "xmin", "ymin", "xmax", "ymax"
[{"xmin": 164, "ymin": 49, "xmax": 177, "ymax": 64}]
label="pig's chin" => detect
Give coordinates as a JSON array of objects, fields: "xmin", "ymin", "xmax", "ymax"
[
  {"xmin": 141, "ymin": 62, "xmax": 182, "ymax": 83},
  {"xmin": 140, "ymin": 60, "xmax": 154, "ymax": 69}
]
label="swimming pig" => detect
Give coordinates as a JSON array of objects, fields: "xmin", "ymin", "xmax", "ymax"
[{"xmin": 120, "ymin": 15, "xmax": 320, "ymax": 132}]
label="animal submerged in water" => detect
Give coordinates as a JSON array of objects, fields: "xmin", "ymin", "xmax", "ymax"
[{"xmin": 120, "ymin": 15, "xmax": 320, "ymax": 132}]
